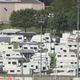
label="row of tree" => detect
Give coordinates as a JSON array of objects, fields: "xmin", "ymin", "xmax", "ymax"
[
  {"xmin": 10, "ymin": 0, "xmax": 79, "ymax": 36},
  {"xmin": 10, "ymin": 9, "xmax": 53, "ymax": 32}
]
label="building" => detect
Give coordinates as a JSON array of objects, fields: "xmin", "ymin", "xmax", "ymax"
[{"xmin": 0, "ymin": 0, "xmax": 45, "ymax": 23}]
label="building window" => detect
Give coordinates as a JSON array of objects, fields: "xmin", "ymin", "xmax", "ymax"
[
  {"xmin": 10, "ymin": 70, "xmax": 14, "ymax": 72},
  {"xmin": 12, "ymin": 62, "xmax": 16, "ymax": 65},
  {"xmin": 8, "ymin": 47, "xmax": 12, "ymax": 49}
]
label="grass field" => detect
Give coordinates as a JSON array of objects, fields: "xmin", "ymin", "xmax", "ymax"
[{"xmin": 0, "ymin": 24, "xmax": 41, "ymax": 33}]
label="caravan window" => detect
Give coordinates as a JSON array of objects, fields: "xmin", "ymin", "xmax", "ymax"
[
  {"xmin": 36, "ymin": 66, "xmax": 38, "ymax": 69},
  {"xmin": 68, "ymin": 45, "xmax": 72, "ymax": 47},
  {"xmin": 31, "ymin": 65, "xmax": 33, "ymax": 67},
  {"xmin": 63, "ymin": 50, "xmax": 66, "ymax": 52},
  {"xmin": 74, "ymin": 45, "xmax": 77, "ymax": 47},
  {"xmin": 75, "ymin": 62, "xmax": 77, "ymax": 64},
  {"xmin": 34, "ymin": 47, "xmax": 37, "ymax": 50},
  {"xmin": 17, "ymin": 70, "xmax": 20, "ymax": 72},
  {"xmin": 57, "ymin": 70, "xmax": 64, "ymax": 73},
  {"xmin": 8, "ymin": 62, "xmax": 11, "ymax": 64},
  {"xmin": 43, "ymin": 67, "xmax": 46, "ymax": 70},
  {"xmin": 10, "ymin": 70, "xmax": 14, "ymax": 72},
  {"xmin": 60, "ymin": 66, "xmax": 63, "ymax": 68},
  {"xmin": 24, "ymin": 47, "xmax": 28, "ymax": 49},
  {"xmin": 6, "ymin": 54, "xmax": 10, "ymax": 56},
  {"xmin": 71, "ymin": 62, "xmax": 73, "ymax": 64},
  {"xmin": 64, "ymin": 55, "xmax": 67, "ymax": 57},
  {"xmin": 12, "ymin": 62, "xmax": 16, "ymax": 65},
  {"xmin": 71, "ymin": 55, "xmax": 75, "ymax": 57},
  {"xmin": 57, "ymin": 55, "xmax": 61, "ymax": 57},
  {"xmin": 45, "ymin": 37, "xmax": 49, "ymax": 39},
  {"xmin": 30, "ymin": 47, "xmax": 33, "ymax": 49},
  {"xmin": 18, "ymin": 37, "xmax": 22, "ymax": 39},
  {"xmin": 68, "ymin": 70, "xmax": 74, "ymax": 72},
  {"xmin": 8, "ymin": 47, "xmax": 12, "ymax": 49},
  {"xmin": 24, "ymin": 65, "xmax": 27, "ymax": 68}
]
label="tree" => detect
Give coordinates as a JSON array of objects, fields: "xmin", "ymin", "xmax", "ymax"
[
  {"xmin": 10, "ymin": 9, "xmax": 37, "ymax": 32},
  {"xmin": 47, "ymin": 0, "xmax": 77, "ymax": 36},
  {"xmin": 50, "ymin": 53, "xmax": 56, "ymax": 68}
]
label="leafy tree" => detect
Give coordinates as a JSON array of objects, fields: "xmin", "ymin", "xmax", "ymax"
[
  {"xmin": 49, "ymin": 53, "xmax": 56, "ymax": 68},
  {"xmin": 10, "ymin": 9, "xmax": 37, "ymax": 32},
  {"xmin": 47, "ymin": 0, "xmax": 77, "ymax": 36}
]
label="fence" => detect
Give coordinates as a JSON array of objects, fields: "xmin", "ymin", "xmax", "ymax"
[{"xmin": 0, "ymin": 74, "xmax": 75, "ymax": 80}]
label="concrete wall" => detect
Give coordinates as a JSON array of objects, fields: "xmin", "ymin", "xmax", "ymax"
[
  {"xmin": 14, "ymin": 3, "xmax": 33, "ymax": 11},
  {"xmin": 32, "ymin": 3, "xmax": 45, "ymax": 10},
  {"xmin": 0, "ymin": 2, "xmax": 45, "ymax": 23},
  {"xmin": 0, "ymin": 3, "xmax": 14, "ymax": 23}
]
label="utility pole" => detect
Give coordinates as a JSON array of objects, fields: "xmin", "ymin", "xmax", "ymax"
[
  {"xmin": 76, "ymin": 0, "xmax": 80, "ymax": 77},
  {"xmin": 48, "ymin": 13, "xmax": 54, "ymax": 54},
  {"xmin": 39, "ymin": 14, "xmax": 44, "ymax": 80}
]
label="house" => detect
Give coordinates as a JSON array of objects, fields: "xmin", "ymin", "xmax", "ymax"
[{"xmin": 0, "ymin": 0, "xmax": 45, "ymax": 23}]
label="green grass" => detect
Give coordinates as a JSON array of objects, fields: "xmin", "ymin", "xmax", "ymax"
[
  {"xmin": 21, "ymin": 27, "xmax": 41, "ymax": 33},
  {"xmin": 11, "ymin": 42, "xmax": 19, "ymax": 49},
  {"xmin": 0, "ymin": 24, "xmax": 41, "ymax": 33},
  {"xmin": 0, "ymin": 24, "xmax": 12, "ymax": 30}
]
